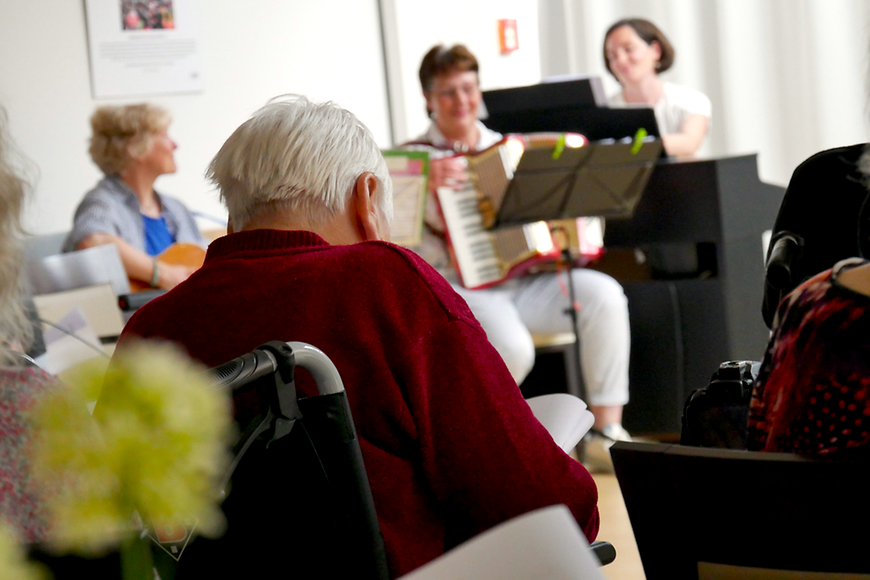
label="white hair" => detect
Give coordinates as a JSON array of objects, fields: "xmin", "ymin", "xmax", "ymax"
[{"xmin": 206, "ymin": 95, "xmax": 393, "ymax": 229}]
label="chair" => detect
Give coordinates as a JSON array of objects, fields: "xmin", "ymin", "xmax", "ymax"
[
  {"xmin": 28, "ymin": 340, "xmax": 388, "ymax": 580},
  {"xmin": 23, "ymin": 231, "xmax": 68, "ymax": 263},
  {"xmin": 522, "ymin": 332, "xmax": 586, "ymax": 403},
  {"xmin": 32, "ymin": 341, "xmax": 610, "ymax": 578},
  {"xmin": 26, "ymin": 243, "xmax": 131, "ymax": 297},
  {"xmin": 172, "ymin": 342, "xmax": 608, "ymax": 578},
  {"xmin": 611, "ymin": 441, "xmax": 870, "ymax": 579}
]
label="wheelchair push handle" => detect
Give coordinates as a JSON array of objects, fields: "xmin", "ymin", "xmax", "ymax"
[
  {"xmin": 210, "ymin": 341, "xmax": 345, "ymax": 396},
  {"xmin": 765, "ymin": 232, "xmax": 804, "ymax": 290},
  {"xmin": 287, "ymin": 341, "xmax": 345, "ymax": 395}
]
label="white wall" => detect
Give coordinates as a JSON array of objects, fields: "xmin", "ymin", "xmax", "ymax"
[
  {"xmin": 537, "ymin": 0, "xmax": 870, "ymax": 187},
  {"xmin": 0, "ymin": 0, "xmax": 391, "ymax": 235},
  {"xmin": 8, "ymin": 0, "xmax": 870, "ymax": 238},
  {"xmin": 381, "ymin": 0, "xmax": 542, "ymax": 146}
]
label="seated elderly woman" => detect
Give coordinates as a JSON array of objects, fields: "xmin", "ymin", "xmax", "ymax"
[
  {"xmin": 0, "ymin": 107, "xmax": 54, "ymax": 542},
  {"xmin": 747, "ymin": 258, "xmax": 870, "ymax": 456},
  {"xmin": 63, "ymin": 104, "xmax": 205, "ymax": 290},
  {"xmin": 113, "ymin": 95, "xmax": 600, "ymax": 578}
]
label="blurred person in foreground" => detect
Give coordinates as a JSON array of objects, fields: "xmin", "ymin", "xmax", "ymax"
[
  {"xmin": 112, "ymin": 95, "xmax": 599, "ymax": 578},
  {"xmin": 747, "ymin": 142, "xmax": 870, "ymax": 456},
  {"xmin": 0, "ymin": 106, "xmax": 53, "ymax": 543},
  {"xmin": 63, "ymin": 104, "xmax": 205, "ymax": 290},
  {"xmin": 747, "ymin": 257, "xmax": 870, "ymax": 455}
]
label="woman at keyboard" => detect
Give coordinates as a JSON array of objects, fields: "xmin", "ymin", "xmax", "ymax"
[
  {"xmin": 604, "ymin": 18, "xmax": 711, "ymax": 159},
  {"xmin": 404, "ymin": 44, "xmax": 633, "ymax": 470},
  {"xmin": 63, "ymin": 104, "xmax": 205, "ymax": 290}
]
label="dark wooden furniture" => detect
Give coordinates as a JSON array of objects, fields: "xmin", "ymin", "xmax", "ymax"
[
  {"xmin": 611, "ymin": 442, "xmax": 870, "ymax": 579},
  {"xmin": 605, "ymin": 155, "xmax": 784, "ymax": 434}
]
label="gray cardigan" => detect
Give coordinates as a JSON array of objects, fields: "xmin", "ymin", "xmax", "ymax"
[{"xmin": 63, "ymin": 175, "xmax": 205, "ymax": 253}]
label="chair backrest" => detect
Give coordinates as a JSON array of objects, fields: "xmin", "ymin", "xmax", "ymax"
[
  {"xmin": 23, "ymin": 232, "xmax": 68, "ymax": 263},
  {"xmin": 26, "ymin": 244, "xmax": 130, "ymax": 297},
  {"xmin": 611, "ymin": 441, "xmax": 870, "ymax": 579},
  {"xmin": 158, "ymin": 341, "xmax": 389, "ymax": 580}
]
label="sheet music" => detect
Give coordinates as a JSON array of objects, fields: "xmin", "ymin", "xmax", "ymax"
[{"xmin": 383, "ymin": 150, "xmax": 429, "ymax": 247}]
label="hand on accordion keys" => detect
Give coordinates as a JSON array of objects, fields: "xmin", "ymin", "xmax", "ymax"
[{"xmin": 427, "ymin": 156, "xmax": 468, "ymax": 194}]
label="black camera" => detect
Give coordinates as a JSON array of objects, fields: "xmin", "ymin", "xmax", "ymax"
[{"xmin": 680, "ymin": 360, "xmax": 761, "ymax": 449}]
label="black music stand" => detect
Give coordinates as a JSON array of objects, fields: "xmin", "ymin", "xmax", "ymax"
[
  {"xmin": 495, "ymin": 139, "xmax": 663, "ymax": 227},
  {"xmin": 485, "ymin": 105, "xmax": 662, "ymax": 143},
  {"xmin": 482, "ymin": 76, "xmax": 662, "ymax": 143},
  {"xmin": 493, "ymin": 138, "xmax": 663, "ymax": 413},
  {"xmin": 482, "ymin": 77, "xmax": 607, "ymax": 116}
]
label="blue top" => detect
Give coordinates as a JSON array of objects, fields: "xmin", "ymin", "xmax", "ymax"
[{"xmin": 142, "ymin": 214, "xmax": 175, "ymax": 256}]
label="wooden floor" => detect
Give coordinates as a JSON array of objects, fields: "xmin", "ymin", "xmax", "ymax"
[{"xmin": 592, "ymin": 473, "xmax": 646, "ymax": 580}]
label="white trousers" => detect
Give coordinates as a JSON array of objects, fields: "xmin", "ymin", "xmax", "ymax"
[{"xmin": 453, "ymin": 269, "xmax": 630, "ymax": 407}]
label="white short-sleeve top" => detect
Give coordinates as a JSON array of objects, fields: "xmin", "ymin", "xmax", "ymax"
[{"xmin": 608, "ymin": 81, "xmax": 712, "ymax": 136}]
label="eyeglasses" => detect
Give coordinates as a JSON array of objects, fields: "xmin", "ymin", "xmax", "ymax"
[{"xmin": 432, "ymin": 84, "xmax": 480, "ymax": 100}]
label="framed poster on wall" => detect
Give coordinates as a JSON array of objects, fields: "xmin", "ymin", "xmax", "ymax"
[{"xmin": 84, "ymin": 0, "xmax": 203, "ymax": 98}]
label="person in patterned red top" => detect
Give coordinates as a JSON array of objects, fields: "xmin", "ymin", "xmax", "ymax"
[{"xmin": 747, "ymin": 258, "xmax": 870, "ymax": 456}]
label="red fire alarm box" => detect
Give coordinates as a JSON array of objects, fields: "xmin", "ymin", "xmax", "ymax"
[{"xmin": 498, "ymin": 19, "xmax": 519, "ymax": 54}]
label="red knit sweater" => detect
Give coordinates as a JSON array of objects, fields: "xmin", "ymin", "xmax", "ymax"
[{"xmin": 118, "ymin": 229, "xmax": 599, "ymax": 577}]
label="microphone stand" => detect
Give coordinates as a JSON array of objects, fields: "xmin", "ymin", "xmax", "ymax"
[
  {"xmin": 552, "ymin": 225, "xmax": 586, "ymax": 405},
  {"xmin": 553, "ymin": 226, "xmax": 589, "ymax": 460}
]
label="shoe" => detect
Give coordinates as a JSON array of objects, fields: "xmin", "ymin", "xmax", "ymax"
[
  {"xmin": 601, "ymin": 423, "xmax": 632, "ymax": 443},
  {"xmin": 581, "ymin": 423, "xmax": 632, "ymax": 474}
]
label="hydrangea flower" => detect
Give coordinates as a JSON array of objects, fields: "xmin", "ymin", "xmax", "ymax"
[
  {"xmin": 0, "ymin": 523, "xmax": 46, "ymax": 580},
  {"xmin": 31, "ymin": 340, "xmax": 234, "ymax": 557}
]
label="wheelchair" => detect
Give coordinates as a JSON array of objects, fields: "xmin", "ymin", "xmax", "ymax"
[
  {"xmin": 28, "ymin": 341, "xmax": 388, "ymax": 579},
  {"xmin": 32, "ymin": 340, "xmax": 614, "ymax": 578}
]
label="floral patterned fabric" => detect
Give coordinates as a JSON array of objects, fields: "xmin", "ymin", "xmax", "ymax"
[
  {"xmin": 0, "ymin": 364, "xmax": 55, "ymax": 541},
  {"xmin": 747, "ymin": 258, "xmax": 870, "ymax": 456}
]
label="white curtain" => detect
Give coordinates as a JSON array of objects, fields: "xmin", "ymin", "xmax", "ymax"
[{"xmin": 538, "ymin": 0, "xmax": 870, "ymax": 186}]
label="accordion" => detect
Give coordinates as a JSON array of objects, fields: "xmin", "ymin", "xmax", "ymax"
[{"xmin": 436, "ymin": 134, "xmax": 603, "ymax": 289}]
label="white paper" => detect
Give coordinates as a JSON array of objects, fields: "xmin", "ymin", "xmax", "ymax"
[
  {"xmin": 85, "ymin": 0, "xmax": 203, "ymax": 98},
  {"xmin": 399, "ymin": 505, "xmax": 606, "ymax": 580},
  {"xmin": 33, "ymin": 308, "xmax": 108, "ymax": 376},
  {"xmin": 32, "ymin": 283, "xmax": 125, "ymax": 340},
  {"xmin": 526, "ymin": 393, "xmax": 594, "ymax": 453},
  {"xmin": 390, "ymin": 175, "xmax": 428, "ymax": 246}
]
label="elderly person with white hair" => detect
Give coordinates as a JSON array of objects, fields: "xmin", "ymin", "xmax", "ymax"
[
  {"xmin": 113, "ymin": 95, "xmax": 600, "ymax": 578},
  {"xmin": 63, "ymin": 103, "xmax": 205, "ymax": 290}
]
